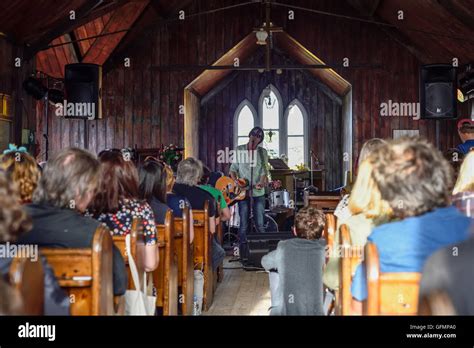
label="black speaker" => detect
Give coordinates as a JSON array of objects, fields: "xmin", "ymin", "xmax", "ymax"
[
  {"xmin": 420, "ymin": 64, "xmax": 457, "ymax": 119},
  {"xmin": 245, "ymin": 232, "xmax": 295, "ymax": 267},
  {"xmin": 64, "ymin": 63, "xmax": 102, "ymax": 119}
]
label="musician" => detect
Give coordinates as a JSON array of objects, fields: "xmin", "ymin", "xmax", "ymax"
[{"xmin": 230, "ymin": 126, "xmax": 269, "ymax": 258}]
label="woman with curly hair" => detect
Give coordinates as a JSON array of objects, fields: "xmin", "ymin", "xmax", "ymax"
[
  {"xmin": 0, "ymin": 170, "xmax": 70, "ymax": 315},
  {"xmin": 0, "ymin": 147, "xmax": 40, "ymax": 204}
]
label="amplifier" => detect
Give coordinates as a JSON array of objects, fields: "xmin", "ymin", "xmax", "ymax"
[{"xmin": 245, "ymin": 232, "xmax": 294, "ymax": 268}]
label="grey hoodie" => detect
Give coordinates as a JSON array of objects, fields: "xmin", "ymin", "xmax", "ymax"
[{"xmin": 261, "ymin": 238, "xmax": 326, "ymax": 315}]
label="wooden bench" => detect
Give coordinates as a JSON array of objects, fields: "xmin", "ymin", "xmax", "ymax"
[
  {"xmin": 41, "ymin": 225, "xmax": 114, "ymax": 315},
  {"xmin": 337, "ymin": 224, "xmax": 363, "ymax": 315},
  {"xmin": 154, "ymin": 210, "xmax": 179, "ymax": 315},
  {"xmin": 173, "ymin": 206, "xmax": 194, "ymax": 315},
  {"xmin": 305, "ymin": 194, "xmax": 341, "ymax": 212},
  {"xmin": 364, "ymin": 242, "xmax": 421, "ymax": 315},
  {"xmin": 192, "ymin": 201, "xmax": 214, "ymax": 311},
  {"xmin": 322, "ymin": 213, "xmax": 337, "ymax": 252},
  {"xmin": 9, "ymin": 254, "xmax": 44, "ymax": 315},
  {"xmin": 215, "ymin": 203, "xmax": 224, "ymax": 284}
]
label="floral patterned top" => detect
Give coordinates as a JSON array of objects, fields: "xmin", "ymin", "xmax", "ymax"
[{"xmin": 94, "ymin": 198, "xmax": 158, "ymax": 246}]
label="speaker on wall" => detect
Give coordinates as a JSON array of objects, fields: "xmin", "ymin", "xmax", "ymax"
[
  {"xmin": 64, "ymin": 63, "xmax": 102, "ymax": 119},
  {"xmin": 420, "ymin": 64, "xmax": 457, "ymax": 120}
]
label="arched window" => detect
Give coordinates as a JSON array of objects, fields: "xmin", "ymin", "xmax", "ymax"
[
  {"xmin": 285, "ymin": 100, "xmax": 308, "ymax": 168},
  {"xmin": 259, "ymin": 85, "xmax": 283, "ymax": 159},
  {"xmin": 234, "ymin": 100, "xmax": 256, "ymax": 147}
]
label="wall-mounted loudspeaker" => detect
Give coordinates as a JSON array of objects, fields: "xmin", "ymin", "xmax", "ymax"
[
  {"xmin": 420, "ymin": 64, "xmax": 457, "ymax": 120},
  {"xmin": 64, "ymin": 63, "xmax": 102, "ymax": 119}
]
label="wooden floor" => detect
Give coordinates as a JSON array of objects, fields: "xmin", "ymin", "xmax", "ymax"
[{"xmin": 205, "ymin": 257, "xmax": 271, "ymax": 315}]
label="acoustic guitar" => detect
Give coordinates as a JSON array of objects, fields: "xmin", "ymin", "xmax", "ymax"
[{"xmin": 215, "ymin": 176, "xmax": 250, "ymax": 206}]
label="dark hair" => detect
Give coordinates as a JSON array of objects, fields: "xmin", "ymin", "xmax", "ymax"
[
  {"xmin": 249, "ymin": 126, "xmax": 264, "ymax": 144},
  {"xmin": 90, "ymin": 150, "xmax": 139, "ymax": 214},
  {"xmin": 294, "ymin": 207, "xmax": 326, "ymax": 240},
  {"xmin": 138, "ymin": 160, "xmax": 167, "ymax": 203},
  {"xmin": 199, "ymin": 165, "xmax": 211, "ymax": 185},
  {"xmin": 370, "ymin": 136, "xmax": 453, "ymax": 218}
]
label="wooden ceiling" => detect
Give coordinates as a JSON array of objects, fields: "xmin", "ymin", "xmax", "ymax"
[
  {"xmin": 187, "ymin": 31, "xmax": 352, "ymax": 97},
  {"xmin": 0, "ymin": 0, "xmax": 473, "ymax": 79}
]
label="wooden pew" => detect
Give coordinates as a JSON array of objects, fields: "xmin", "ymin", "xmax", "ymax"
[
  {"xmin": 173, "ymin": 206, "xmax": 194, "ymax": 315},
  {"xmin": 337, "ymin": 224, "xmax": 363, "ymax": 315},
  {"xmin": 9, "ymin": 255, "xmax": 44, "ymax": 315},
  {"xmin": 364, "ymin": 242, "xmax": 421, "ymax": 315},
  {"xmin": 192, "ymin": 200, "xmax": 214, "ymax": 311},
  {"xmin": 215, "ymin": 203, "xmax": 224, "ymax": 283},
  {"xmin": 154, "ymin": 210, "xmax": 179, "ymax": 315},
  {"xmin": 41, "ymin": 225, "xmax": 114, "ymax": 315},
  {"xmin": 322, "ymin": 213, "xmax": 337, "ymax": 252}
]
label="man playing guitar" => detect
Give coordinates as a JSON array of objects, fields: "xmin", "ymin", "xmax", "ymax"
[{"xmin": 229, "ymin": 126, "xmax": 269, "ymax": 260}]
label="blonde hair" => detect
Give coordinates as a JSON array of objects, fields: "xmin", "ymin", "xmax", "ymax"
[
  {"xmin": 0, "ymin": 152, "xmax": 40, "ymax": 203},
  {"xmin": 348, "ymin": 159, "xmax": 392, "ymax": 219},
  {"xmin": 164, "ymin": 164, "xmax": 175, "ymax": 193},
  {"xmin": 453, "ymin": 151, "xmax": 474, "ymax": 195},
  {"xmin": 358, "ymin": 138, "xmax": 387, "ymax": 167}
]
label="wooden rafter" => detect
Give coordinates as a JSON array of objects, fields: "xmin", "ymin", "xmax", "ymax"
[
  {"xmin": 24, "ymin": 0, "xmax": 104, "ymax": 60},
  {"xmin": 81, "ymin": 1, "xmax": 149, "ymax": 65},
  {"xmin": 346, "ymin": 0, "xmax": 431, "ymax": 63}
]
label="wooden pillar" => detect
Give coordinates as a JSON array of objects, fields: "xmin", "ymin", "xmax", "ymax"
[
  {"xmin": 342, "ymin": 89, "xmax": 353, "ymax": 181},
  {"xmin": 184, "ymin": 88, "xmax": 200, "ymax": 159}
]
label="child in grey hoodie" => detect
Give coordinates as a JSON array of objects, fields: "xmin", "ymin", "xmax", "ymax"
[{"xmin": 261, "ymin": 207, "xmax": 327, "ymax": 315}]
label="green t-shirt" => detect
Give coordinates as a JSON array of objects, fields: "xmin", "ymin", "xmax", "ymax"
[{"xmin": 199, "ymin": 184, "xmax": 228, "ymax": 210}]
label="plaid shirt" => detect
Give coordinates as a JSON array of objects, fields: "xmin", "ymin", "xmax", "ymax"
[{"xmin": 452, "ymin": 192, "xmax": 474, "ymax": 218}]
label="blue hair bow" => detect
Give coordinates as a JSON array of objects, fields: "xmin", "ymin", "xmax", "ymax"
[{"xmin": 3, "ymin": 144, "xmax": 27, "ymax": 155}]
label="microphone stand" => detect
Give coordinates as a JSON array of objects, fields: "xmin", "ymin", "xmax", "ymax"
[{"xmin": 304, "ymin": 151, "xmax": 319, "ymax": 195}]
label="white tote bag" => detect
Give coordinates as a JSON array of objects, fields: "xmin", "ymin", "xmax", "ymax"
[{"xmin": 124, "ymin": 234, "xmax": 156, "ymax": 315}]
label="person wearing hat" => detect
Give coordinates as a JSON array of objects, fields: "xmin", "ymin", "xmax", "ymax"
[
  {"xmin": 456, "ymin": 119, "xmax": 474, "ymax": 154},
  {"xmin": 230, "ymin": 126, "xmax": 269, "ymax": 259}
]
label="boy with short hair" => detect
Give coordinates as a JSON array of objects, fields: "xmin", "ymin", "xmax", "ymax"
[
  {"xmin": 261, "ymin": 206, "xmax": 327, "ymax": 315},
  {"xmin": 457, "ymin": 119, "xmax": 474, "ymax": 154}
]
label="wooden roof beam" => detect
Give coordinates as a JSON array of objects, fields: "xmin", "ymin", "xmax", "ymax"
[
  {"xmin": 24, "ymin": 0, "xmax": 105, "ymax": 60},
  {"xmin": 346, "ymin": 0, "xmax": 431, "ymax": 63}
]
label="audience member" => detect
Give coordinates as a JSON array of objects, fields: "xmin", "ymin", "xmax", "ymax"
[
  {"xmin": 350, "ymin": 137, "xmax": 471, "ymax": 312},
  {"xmin": 452, "ymin": 151, "xmax": 474, "ymax": 218},
  {"xmin": 325, "ymin": 138, "xmax": 389, "ymax": 290},
  {"xmin": 199, "ymin": 165, "xmax": 231, "ymax": 221},
  {"xmin": 1, "ymin": 146, "xmax": 40, "ymax": 204},
  {"xmin": 456, "ymin": 119, "xmax": 474, "ymax": 154},
  {"xmin": 89, "ymin": 150, "xmax": 159, "ymax": 272},
  {"xmin": 173, "ymin": 158, "xmax": 225, "ymax": 270},
  {"xmin": 262, "ymin": 207, "xmax": 326, "ymax": 315},
  {"xmin": 420, "ymin": 236, "xmax": 474, "ymax": 315},
  {"xmin": 17, "ymin": 148, "xmax": 127, "ymax": 296}
]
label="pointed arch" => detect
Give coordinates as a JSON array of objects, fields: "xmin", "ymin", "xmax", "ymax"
[
  {"xmin": 234, "ymin": 99, "xmax": 257, "ymax": 148},
  {"xmin": 285, "ymin": 99, "xmax": 309, "ymax": 167}
]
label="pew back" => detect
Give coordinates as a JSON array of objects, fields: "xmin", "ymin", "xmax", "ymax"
[
  {"xmin": 41, "ymin": 225, "xmax": 114, "ymax": 315},
  {"xmin": 192, "ymin": 201, "xmax": 214, "ymax": 311},
  {"xmin": 154, "ymin": 210, "xmax": 178, "ymax": 315},
  {"xmin": 173, "ymin": 206, "xmax": 194, "ymax": 315},
  {"xmin": 365, "ymin": 242, "xmax": 421, "ymax": 315},
  {"xmin": 337, "ymin": 224, "xmax": 364, "ymax": 315},
  {"xmin": 323, "ymin": 213, "xmax": 337, "ymax": 251},
  {"xmin": 9, "ymin": 255, "xmax": 44, "ymax": 315}
]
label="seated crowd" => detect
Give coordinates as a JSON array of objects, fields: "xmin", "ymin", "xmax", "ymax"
[
  {"xmin": 0, "ymin": 146, "xmax": 226, "ymax": 315},
  {"xmin": 0, "ymin": 126, "xmax": 473, "ymax": 316}
]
